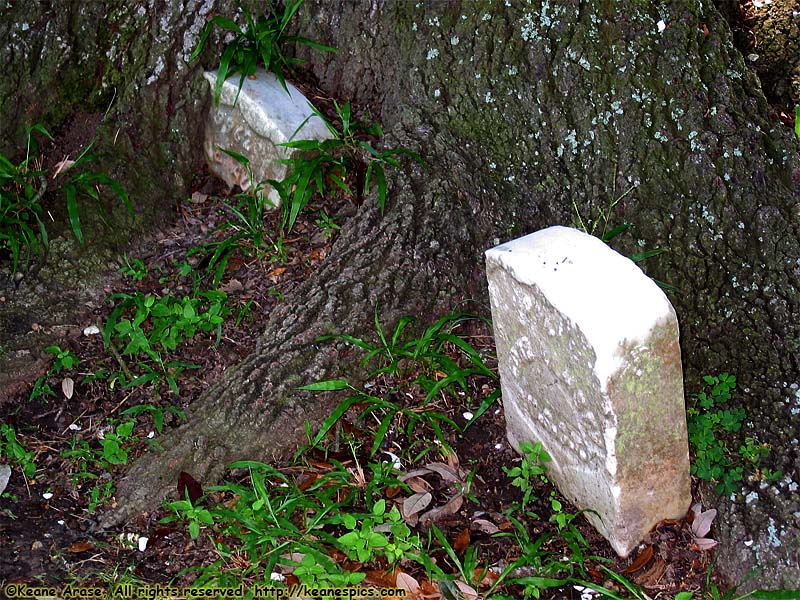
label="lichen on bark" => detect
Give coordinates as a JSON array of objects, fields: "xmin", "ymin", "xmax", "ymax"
[{"xmin": 2, "ymin": 0, "xmax": 799, "ymax": 590}]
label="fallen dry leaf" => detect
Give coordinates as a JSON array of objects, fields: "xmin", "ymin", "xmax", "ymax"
[
  {"xmin": 267, "ymin": 266, "xmax": 287, "ymax": 280},
  {"xmin": 692, "ymin": 537, "xmax": 718, "ymax": 551},
  {"xmin": 419, "ymin": 493, "xmax": 464, "ymax": 526},
  {"xmin": 424, "ymin": 462, "xmax": 461, "ymax": 483},
  {"xmin": 622, "ymin": 545, "xmax": 653, "ymax": 574},
  {"xmin": 453, "ymin": 528, "xmax": 470, "ymax": 556},
  {"xmin": 52, "ymin": 157, "xmax": 75, "ymax": 178},
  {"xmin": 297, "ymin": 473, "xmax": 319, "ymax": 491},
  {"xmin": 403, "ymin": 476, "xmax": 432, "ymax": 494},
  {"xmin": 472, "ymin": 518, "xmax": 500, "ymax": 534},
  {"xmin": 67, "ymin": 540, "xmax": 93, "ymax": 553},
  {"xmin": 453, "ymin": 580, "xmax": 478, "ymax": 600},
  {"xmin": 475, "ymin": 568, "xmax": 499, "ymax": 588},
  {"xmin": 177, "ymin": 471, "xmax": 203, "ymax": 504},
  {"xmin": 395, "ymin": 571, "xmax": 420, "ymax": 593},
  {"xmin": 403, "ymin": 492, "xmax": 433, "ymax": 519},
  {"xmin": 691, "ymin": 505, "xmax": 717, "ymax": 538},
  {"xmin": 634, "ymin": 557, "xmax": 666, "ymax": 587},
  {"xmin": 61, "ymin": 377, "xmax": 74, "ymax": 400}
]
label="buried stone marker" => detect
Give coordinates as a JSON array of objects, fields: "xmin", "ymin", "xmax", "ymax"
[
  {"xmin": 203, "ymin": 68, "xmax": 331, "ymax": 207},
  {"xmin": 485, "ymin": 226, "xmax": 691, "ymax": 557}
]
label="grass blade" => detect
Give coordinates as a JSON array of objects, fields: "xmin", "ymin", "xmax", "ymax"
[
  {"xmin": 64, "ymin": 184, "xmax": 84, "ymax": 244},
  {"xmin": 299, "ymin": 379, "xmax": 351, "ymax": 391}
]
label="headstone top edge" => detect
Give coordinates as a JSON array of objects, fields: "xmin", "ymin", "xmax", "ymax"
[
  {"xmin": 485, "ymin": 226, "xmax": 677, "ymax": 383},
  {"xmin": 203, "ymin": 68, "xmax": 329, "ymax": 142}
]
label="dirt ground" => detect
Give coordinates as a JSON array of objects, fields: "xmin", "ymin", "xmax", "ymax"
[{"xmin": 0, "ymin": 178, "xmax": 721, "ymax": 598}]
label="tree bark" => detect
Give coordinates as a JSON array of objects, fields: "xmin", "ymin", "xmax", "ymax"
[
  {"xmin": 3, "ymin": 0, "xmax": 799, "ymax": 590},
  {"xmin": 0, "ymin": 0, "xmax": 218, "ymax": 397}
]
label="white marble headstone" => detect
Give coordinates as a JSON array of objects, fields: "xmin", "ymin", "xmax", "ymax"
[{"xmin": 486, "ymin": 226, "xmax": 691, "ymax": 557}]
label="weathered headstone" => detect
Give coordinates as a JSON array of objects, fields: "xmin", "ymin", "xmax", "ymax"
[
  {"xmin": 485, "ymin": 226, "xmax": 691, "ymax": 557},
  {"xmin": 203, "ymin": 68, "xmax": 331, "ymax": 207}
]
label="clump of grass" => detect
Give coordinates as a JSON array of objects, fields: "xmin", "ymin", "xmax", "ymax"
[
  {"xmin": 190, "ymin": 0, "xmax": 335, "ymax": 106},
  {"xmin": 0, "ymin": 124, "xmax": 130, "ymax": 273},
  {"xmin": 274, "ymin": 100, "xmax": 423, "ymax": 233}
]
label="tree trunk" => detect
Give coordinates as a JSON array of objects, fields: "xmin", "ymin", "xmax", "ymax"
[
  {"xmin": 4, "ymin": 0, "xmax": 799, "ymax": 590},
  {"xmin": 0, "ymin": 0, "xmax": 218, "ymax": 396}
]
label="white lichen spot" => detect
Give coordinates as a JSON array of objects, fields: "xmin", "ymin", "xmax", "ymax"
[
  {"xmin": 475, "ymin": 73, "xmax": 481, "ymax": 79},
  {"xmin": 433, "ymin": 88, "xmax": 441, "ymax": 98},
  {"xmin": 767, "ymin": 518, "xmax": 781, "ymax": 547},
  {"xmin": 745, "ymin": 491, "xmax": 759, "ymax": 504},
  {"xmin": 146, "ymin": 55, "xmax": 165, "ymax": 85},
  {"xmin": 412, "ymin": 22, "xmax": 417, "ymax": 31},
  {"xmin": 654, "ymin": 131, "xmax": 668, "ymax": 143},
  {"xmin": 688, "ymin": 130, "xmax": 703, "ymax": 153},
  {"xmin": 426, "ymin": 48, "xmax": 439, "ymax": 60},
  {"xmin": 733, "ymin": 147, "xmax": 743, "ymax": 157},
  {"xmin": 489, "ymin": 162, "xmax": 497, "ymax": 170},
  {"xmin": 657, "ymin": 19, "xmax": 666, "ymax": 33},
  {"xmin": 450, "ymin": 36, "xmax": 459, "ymax": 45},
  {"xmin": 427, "ymin": 16, "xmax": 440, "ymax": 27},
  {"xmin": 484, "ymin": 91, "xmax": 495, "ymax": 103},
  {"xmin": 539, "ymin": 0, "xmax": 553, "ymax": 27},
  {"xmin": 520, "ymin": 12, "xmax": 538, "ymax": 41},
  {"xmin": 508, "ymin": 65, "xmax": 518, "ymax": 76},
  {"xmin": 482, "ymin": 13, "xmax": 491, "ymax": 21},
  {"xmin": 564, "ymin": 130, "xmax": 578, "ymax": 155}
]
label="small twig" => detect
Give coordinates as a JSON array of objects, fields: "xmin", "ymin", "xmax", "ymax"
[
  {"xmin": 102, "ymin": 332, "xmax": 134, "ymax": 383},
  {"xmin": 61, "ymin": 409, "xmax": 89, "ymax": 436}
]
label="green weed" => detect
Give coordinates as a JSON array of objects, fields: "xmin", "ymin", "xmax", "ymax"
[
  {"xmin": 687, "ymin": 373, "xmax": 747, "ymax": 495},
  {"xmin": 162, "ymin": 495, "xmax": 215, "ymax": 540},
  {"xmin": 795, "ymin": 105, "xmax": 800, "ymax": 140},
  {"xmin": 274, "ymin": 100, "xmax": 422, "ymax": 232},
  {"xmin": 300, "ymin": 310, "xmax": 498, "ymax": 458},
  {"xmin": 0, "ymin": 424, "xmax": 36, "ymax": 479},
  {"xmin": 326, "ymin": 308, "xmax": 495, "ymax": 405},
  {"xmin": 336, "ymin": 498, "xmax": 419, "ymax": 565},
  {"xmin": 117, "ymin": 254, "xmax": 149, "ymax": 281},
  {"xmin": 61, "ymin": 418, "xmax": 138, "ymax": 513},
  {"xmin": 0, "ymin": 124, "xmax": 131, "ymax": 273},
  {"xmin": 190, "ymin": 0, "xmax": 335, "ymax": 106},
  {"xmin": 0, "ymin": 124, "xmax": 51, "ymax": 272},
  {"xmin": 503, "ymin": 440, "xmax": 551, "ymax": 512},
  {"xmin": 314, "ymin": 209, "xmax": 340, "ymax": 237},
  {"xmin": 286, "ymin": 550, "xmax": 366, "ymax": 588},
  {"xmin": 103, "ymin": 290, "xmax": 228, "ymax": 393},
  {"xmin": 30, "ymin": 345, "xmax": 79, "ymax": 401},
  {"xmin": 192, "ymin": 149, "xmax": 287, "ymax": 286},
  {"xmin": 572, "ymin": 180, "xmax": 673, "ymax": 291},
  {"xmin": 299, "ymin": 380, "xmax": 460, "ymax": 459},
  {"xmin": 120, "ymin": 403, "xmax": 186, "ymax": 435},
  {"xmin": 695, "ymin": 557, "xmax": 800, "ymax": 600}
]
